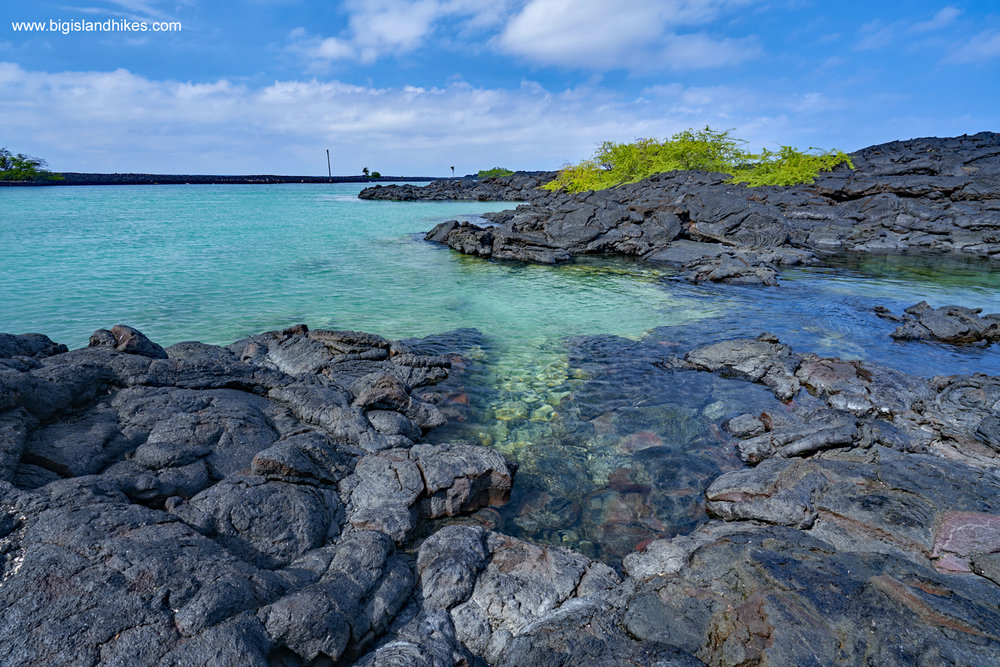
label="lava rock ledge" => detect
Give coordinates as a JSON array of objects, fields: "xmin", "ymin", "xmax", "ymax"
[
  {"xmin": 365, "ymin": 132, "xmax": 1000, "ymax": 284},
  {"xmin": 4, "ymin": 324, "xmax": 1000, "ymax": 664}
]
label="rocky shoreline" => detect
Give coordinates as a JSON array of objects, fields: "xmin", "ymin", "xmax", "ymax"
[
  {"xmin": 4, "ymin": 320, "xmax": 1000, "ymax": 664},
  {"xmin": 360, "ymin": 171, "xmax": 556, "ymax": 202},
  {"xmin": 362, "ymin": 132, "xmax": 1000, "ymax": 285},
  {"xmin": 4, "ymin": 132, "xmax": 1000, "ymax": 665}
]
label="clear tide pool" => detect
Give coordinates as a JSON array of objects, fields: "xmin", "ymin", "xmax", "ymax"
[{"xmin": 3, "ymin": 182, "xmax": 999, "ymax": 562}]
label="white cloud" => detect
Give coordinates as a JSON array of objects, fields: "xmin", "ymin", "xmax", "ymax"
[
  {"xmin": 855, "ymin": 19, "xmax": 895, "ymax": 51},
  {"xmin": 498, "ymin": 0, "xmax": 663, "ymax": 67},
  {"xmin": 106, "ymin": 0, "xmax": 170, "ymax": 18},
  {"xmin": 497, "ymin": 0, "xmax": 759, "ymax": 70},
  {"xmin": 910, "ymin": 6, "xmax": 961, "ymax": 33},
  {"xmin": 0, "ymin": 61, "xmax": 840, "ymax": 175},
  {"xmin": 659, "ymin": 32, "xmax": 761, "ymax": 70},
  {"xmin": 296, "ymin": 0, "xmax": 759, "ymax": 71},
  {"xmin": 347, "ymin": 0, "xmax": 440, "ymax": 59},
  {"xmin": 944, "ymin": 29, "xmax": 1000, "ymax": 64},
  {"xmin": 858, "ymin": 7, "xmax": 966, "ymax": 52},
  {"xmin": 297, "ymin": 0, "xmax": 514, "ymax": 64},
  {"xmin": 442, "ymin": 0, "xmax": 514, "ymax": 30},
  {"xmin": 3, "ymin": 60, "xmax": 983, "ymax": 178},
  {"xmin": 315, "ymin": 37, "xmax": 355, "ymax": 60},
  {"xmin": 641, "ymin": 83, "xmax": 844, "ymax": 132},
  {"xmin": 62, "ymin": 0, "xmax": 174, "ymax": 21}
]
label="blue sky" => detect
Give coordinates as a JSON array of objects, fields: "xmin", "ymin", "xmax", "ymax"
[{"xmin": 1, "ymin": 0, "xmax": 998, "ymax": 175}]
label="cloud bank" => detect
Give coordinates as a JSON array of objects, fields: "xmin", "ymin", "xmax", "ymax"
[
  {"xmin": 294, "ymin": 0, "xmax": 759, "ymax": 71},
  {"xmin": 0, "ymin": 61, "xmax": 848, "ymax": 175},
  {"xmin": 497, "ymin": 0, "xmax": 760, "ymax": 70}
]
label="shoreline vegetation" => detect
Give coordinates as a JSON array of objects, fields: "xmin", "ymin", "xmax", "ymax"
[
  {"xmin": 477, "ymin": 167, "xmax": 515, "ymax": 178},
  {"xmin": 0, "ymin": 147, "xmax": 62, "ymax": 183},
  {"xmin": 542, "ymin": 127, "xmax": 854, "ymax": 193}
]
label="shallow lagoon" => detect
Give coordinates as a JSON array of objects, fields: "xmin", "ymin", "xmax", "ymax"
[{"xmin": 3, "ymin": 183, "xmax": 998, "ymax": 561}]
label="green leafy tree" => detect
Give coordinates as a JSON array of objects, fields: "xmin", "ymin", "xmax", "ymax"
[
  {"xmin": 0, "ymin": 147, "xmax": 61, "ymax": 181},
  {"xmin": 362, "ymin": 166, "xmax": 370, "ymax": 178},
  {"xmin": 477, "ymin": 167, "xmax": 514, "ymax": 178},
  {"xmin": 371, "ymin": 171, "xmax": 381, "ymax": 178},
  {"xmin": 542, "ymin": 127, "xmax": 852, "ymax": 193}
]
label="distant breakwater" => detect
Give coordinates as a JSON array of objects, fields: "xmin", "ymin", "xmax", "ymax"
[{"xmin": 0, "ymin": 172, "xmax": 443, "ymax": 186}]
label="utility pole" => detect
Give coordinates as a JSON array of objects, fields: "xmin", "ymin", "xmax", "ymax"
[{"xmin": 326, "ymin": 149, "xmax": 332, "ymax": 181}]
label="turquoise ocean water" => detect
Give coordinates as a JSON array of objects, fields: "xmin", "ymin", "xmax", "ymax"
[
  {"xmin": 3, "ymin": 182, "xmax": 999, "ymax": 560},
  {"xmin": 1, "ymin": 183, "xmax": 701, "ymax": 348}
]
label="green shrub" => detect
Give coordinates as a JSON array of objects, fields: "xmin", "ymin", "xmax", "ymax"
[
  {"xmin": 371, "ymin": 171, "xmax": 381, "ymax": 178},
  {"xmin": 728, "ymin": 145, "xmax": 853, "ymax": 187},
  {"xmin": 542, "ymin": 128, "xmax": 852, "ymax": 193},
  {"xmin": 0, "ymin": 147, "xmax": 61, "ymax": 181},
  {"xmin": 477, "ymin": 167, "xmax": 514, "ymax": 179}
]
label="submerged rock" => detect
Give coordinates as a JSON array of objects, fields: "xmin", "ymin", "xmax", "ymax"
[
  {"xmin": 682, "ymin": 252, "xmax": 780, "ymax": 286},
  {"xmin": 881, "ymin": 300, "xmax": 1000, "ymax": 344}
]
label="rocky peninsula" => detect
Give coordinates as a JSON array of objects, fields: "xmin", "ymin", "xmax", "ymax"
[
  {"xmin": 363, "ymin": 132, "xmax": 1000, "ymax": 285},
  {"xmin": 3, "ymin": 133, "xmax": 1000, "ymax": 665}
]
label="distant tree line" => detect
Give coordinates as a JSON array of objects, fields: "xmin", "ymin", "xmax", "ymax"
[
  {"xmin": 0, "ymin": 148, "xmax": 61, "ymax": 181},
  {"xmin": 477, "ymin": 167, "xmax": 514, "ymax": 178}
]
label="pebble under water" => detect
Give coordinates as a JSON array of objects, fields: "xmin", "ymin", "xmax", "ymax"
[{"xmin": 3, "ymin": 183, "xmax": 999, "ymax": 562}]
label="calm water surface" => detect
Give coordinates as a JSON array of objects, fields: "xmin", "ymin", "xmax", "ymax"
[{"xmin": 3, "ymin": 183, "xmax": 999, "ymax": 561}]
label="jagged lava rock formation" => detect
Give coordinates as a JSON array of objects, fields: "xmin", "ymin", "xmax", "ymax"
[
  {"xmin": 4, "ymin": 324, "xmax": 1000, "ymax": 664},
  {"xmin": 361, "ymin": 132, "xmax": 1000, "ymax": 283},
  {"xmin": 0, "ymin": 325, "xmax": 514, "ymax": 665}
]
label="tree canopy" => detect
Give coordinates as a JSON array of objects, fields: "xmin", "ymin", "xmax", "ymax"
[
  {"xmin": 477, "ymin": 167, "xmax": 514, "ymax": 178},
  {"xmin": 0, "ymin": 148, "xmax": 61, "ymax": 181}
]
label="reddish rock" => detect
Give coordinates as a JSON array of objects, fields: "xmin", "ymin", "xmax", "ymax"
[
  {"xmin": 932, "ymin": 511, "xmax": 1000, "ymax": 572},
  {"xmin": 620, "ymin": 430, "xmax": 664, "ymax": 453}
]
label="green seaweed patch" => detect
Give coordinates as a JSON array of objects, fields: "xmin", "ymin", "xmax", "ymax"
[{"xmin": 542, "ymin": 127, "xmax": 852, "ymax": 193}]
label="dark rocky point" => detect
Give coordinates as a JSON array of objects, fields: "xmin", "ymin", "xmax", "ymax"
[
  {"xmin": 373, "ymin": 133, "xmax": 1000, "ymax": 284},
  {"xmin": 360, "ymin": 171, "xmax": 557, "ymax": 202}
]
